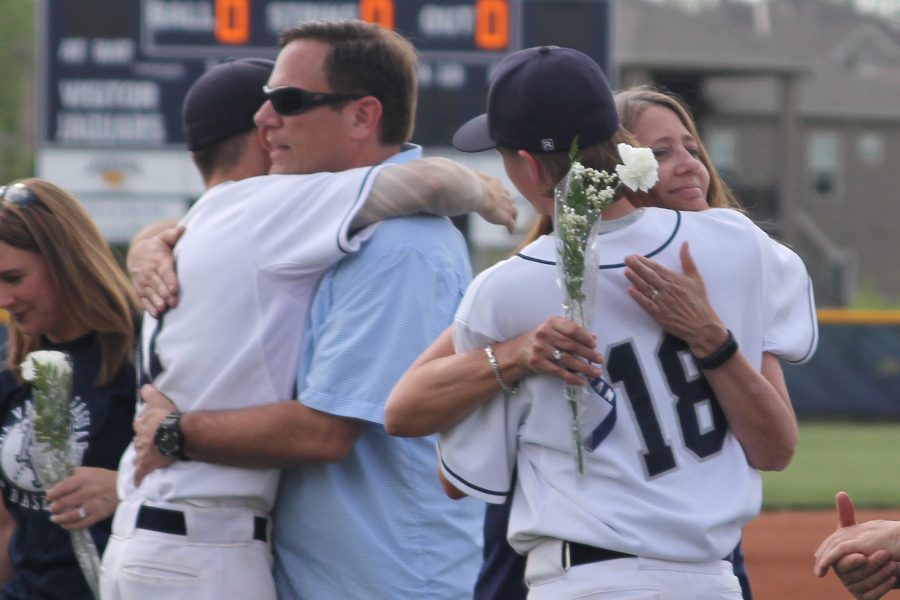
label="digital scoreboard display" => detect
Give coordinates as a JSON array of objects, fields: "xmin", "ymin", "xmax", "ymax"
[
  {"xmin": 141, "ymin": 0, "xmax": 514, "ymax": 56},
  {"xmin": 41, "ymin": 0, "xmax": 610, "ymax": 149}
]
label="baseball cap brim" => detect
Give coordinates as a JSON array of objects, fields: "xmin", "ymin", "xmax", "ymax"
[{"xmin": 452, "ymin": 114, "xmax": 496, "ymax": 152}]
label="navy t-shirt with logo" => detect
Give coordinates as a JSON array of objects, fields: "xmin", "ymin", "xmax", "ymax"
[{"xmin": 0, "ymin": 333, "xmax": 135, "ymax": 600}]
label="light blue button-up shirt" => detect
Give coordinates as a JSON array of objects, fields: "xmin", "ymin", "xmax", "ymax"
[{"xmin": 274, "ymin": 145, "xmax": 484, "ymax": 599}]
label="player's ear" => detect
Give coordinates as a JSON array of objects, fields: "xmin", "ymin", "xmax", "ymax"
[
  {"xmin": 519, "ymin": 150, "xmax": 550, "ymax": 188},
  {"xmin": 346, "ymin": 96, "xmax": 382, "ymax": 142}
]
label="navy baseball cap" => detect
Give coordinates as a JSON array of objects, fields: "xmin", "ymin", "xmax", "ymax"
[
  {"xmin": 453, "ymin": 46, "xmax": 618, "ymax": 153},
  {"xmin": 182, "ymin": 58, "xmax": 274, "ymax": 152}
]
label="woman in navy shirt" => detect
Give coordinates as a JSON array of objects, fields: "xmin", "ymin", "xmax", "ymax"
[{"xmin": 0, "ymin": 179, "xmax": 138, "ymax": 599}]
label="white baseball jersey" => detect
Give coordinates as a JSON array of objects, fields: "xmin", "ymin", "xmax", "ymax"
[
  {"xmin": 439, "ymin": 207, "xmax": 817, "ymax": 562},
  {"xmin": 118, "ymin": 168, "xmax": 385, "ymax": 509}
]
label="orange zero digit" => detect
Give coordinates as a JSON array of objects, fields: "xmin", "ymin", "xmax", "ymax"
[
  {"xmin": 360, "ymin": 0, "xmax": 395, "ymax": 30},
  {"xmin": 215, "ymin": 0, "xmax": 250, "ymax": 45},
  {"xmin": 475, "ymin": 0, "xmax": 509, "ymax": 50}
]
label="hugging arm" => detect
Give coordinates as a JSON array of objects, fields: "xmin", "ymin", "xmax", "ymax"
[
  {"xmin": 128, "ymin": 159, "xmax": 517, "ymax": 319},
  {"xmin": 126, "ymin": 220, "xmax": 185, "ymax": 318},
  {"xmin": 624, "ymin": 241, "xmax": 797, "ymax": 471},
  {"xmin": 353, "ymin": 157, "xmax": 517, "ymax": 233},
  {"xmin": 385, "ymin": 317, "xmax": 603, "ymax": 437},
  {"xmin": 132, "ymin": 384, "xmax": 364, "ymax": 486}
]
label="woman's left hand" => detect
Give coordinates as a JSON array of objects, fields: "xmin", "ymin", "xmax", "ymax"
[
  {"xmin": 46, "ymin": 467, "xmax": 119, "ymax": 530},
  {"xmin": 624, "ymin": 241, "xmax": 725, "ymax": 350}
]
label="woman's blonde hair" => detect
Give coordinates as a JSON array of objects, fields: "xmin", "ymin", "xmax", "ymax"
[
  {"xmin": 515, "ymin": 87, "xmax": 746, "ymax": 251},
  {"xmin": 0, "ymin": 178, "xmax": 139, "ymax": 384},
  {"xmin": 614, "ymin": 85, "xmax": 742, "ymax": 210}
]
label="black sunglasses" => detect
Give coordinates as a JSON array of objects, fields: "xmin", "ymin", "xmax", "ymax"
[
  {"xmin": 0, "ymin": 183, "xmax": 37, "ymax": 207},
  {"xmin": 263, "ymin": 85, "xmax": 365, "ymax": 116}
]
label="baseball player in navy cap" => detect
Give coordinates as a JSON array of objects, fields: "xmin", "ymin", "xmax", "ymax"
[
  {"xmin": 453, "ymin": 45, "xmax": 619, "ymax": 153},
  {"xmin": 101, "ymin": 54, "xmax": 514, "ymax": 599},
  {"xmin": 437, "ymin": 46, "xmax": 817, "ymax": 599}
]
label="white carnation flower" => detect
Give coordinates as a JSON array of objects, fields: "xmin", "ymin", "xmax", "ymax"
[
  {"xmin": 615, "ymin": 143, "xmax": 659, "ymax": 192},
  {"xmin": 20, "ymin": 350, "xmax": 72, "ymax": 382}
]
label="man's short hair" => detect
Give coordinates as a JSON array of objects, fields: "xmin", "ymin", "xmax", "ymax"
[
  {"xmin": 279, "ymin": 20, "xmax": 418, "ymax": 146},
  {"xmin": 191, "ymin": 130, "xmax": 256, "ymax": 183}
]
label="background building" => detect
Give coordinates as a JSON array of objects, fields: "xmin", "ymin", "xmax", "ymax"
[{"xmin": 617, "ymin": 0, "xmax": 900, "ymax": 306}]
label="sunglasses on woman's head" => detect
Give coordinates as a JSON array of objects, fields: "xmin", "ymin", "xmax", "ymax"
[
  {"xmin": 0, "ymin": 183, "xmax": 37, "ymax": 207},
  {"xmin": 262, "ymin": 85, "xmax": 365, "ymax": 116}
]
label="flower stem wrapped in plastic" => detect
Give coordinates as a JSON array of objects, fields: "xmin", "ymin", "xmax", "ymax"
[
  {"xmin": 21, "ymin": 350, "xmax": 101, "ymax": 599},
  {"xmin": 554, "ymin": 141, "xmax": 658, "ymax": 474}
]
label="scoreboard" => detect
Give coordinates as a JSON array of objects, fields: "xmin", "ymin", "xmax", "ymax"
[
  {"xmin": 41, "ymin": 0, "xmax": 612, "ymax": 149},
  {"xmin": 38, "ymin": 0, "xmax": 610, "ymax": 242},
  {"xmin": 142, "ymin": 0, "xmax": 515, "ymax": 56}
]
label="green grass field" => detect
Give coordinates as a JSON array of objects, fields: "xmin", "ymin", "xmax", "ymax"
[{"xmin": 761, "ymin": 421, "xmax": 900, "ymax": 509}]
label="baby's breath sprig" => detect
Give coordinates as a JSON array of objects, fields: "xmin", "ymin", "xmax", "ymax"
[
  {"xmin": 554, "ymin": 139, "xmax": 659, "ymax": 474},
  {"xmin": 557, "ymin": 162, "xmax": 618, "ymax": 311}
]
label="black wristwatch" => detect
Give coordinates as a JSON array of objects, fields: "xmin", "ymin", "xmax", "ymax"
[{"xmin": 154, "ymin": 410, "xmax": 189, "ymax": 460}]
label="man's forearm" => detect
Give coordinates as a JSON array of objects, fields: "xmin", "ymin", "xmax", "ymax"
[
  {"xmin": 179, "ymin": 400, "xmax": 364, "ymax": 468},
  {"xmin": 351, "ymin": 158, "xmax": 483, "ymax": 228}
]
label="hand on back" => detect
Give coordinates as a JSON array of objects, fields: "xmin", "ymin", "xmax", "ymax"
[
  {"xmin": 475, "ymin": 172, "xmax": 518, "ymax": 234},
  {"xmin": 128, "ymin": 225, "xmax": 184, "ymax": 317}
]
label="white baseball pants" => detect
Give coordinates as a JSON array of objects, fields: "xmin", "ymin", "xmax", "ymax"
[{"xmin": 99, "ymin": 500, "xmax": 275, "ymax": 600}]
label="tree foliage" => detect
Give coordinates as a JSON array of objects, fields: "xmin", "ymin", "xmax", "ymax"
[{"xmin": 0, "ymin": 0, "xmax": 36, "ymax": 182}]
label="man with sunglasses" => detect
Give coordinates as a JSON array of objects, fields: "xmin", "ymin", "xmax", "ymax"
[
  {"xmin": 125, "ymin": 20, "xmax": 489, "ymax": 600},
  {"xmin": 106, "ymin": 29, "xmax": 513, "ymax": 597}
]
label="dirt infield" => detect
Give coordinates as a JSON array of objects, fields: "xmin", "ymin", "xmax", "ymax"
[{"xmin": 744, "ymin": 508, "xmax": 900, "ymax": 599}]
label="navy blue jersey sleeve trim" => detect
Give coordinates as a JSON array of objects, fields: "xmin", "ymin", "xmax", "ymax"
[
  {"xmin": 785, "ymin": 275, "xmax": 819, "ymax": 365},
  {"xmin": 440, "ymin": 456, "xmax": 509, "ymax": 498}
]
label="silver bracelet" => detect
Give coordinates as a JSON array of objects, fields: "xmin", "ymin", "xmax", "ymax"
[{"xmin": 484, "ymin": 345, "xmax": 518, "ymax": 394}]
